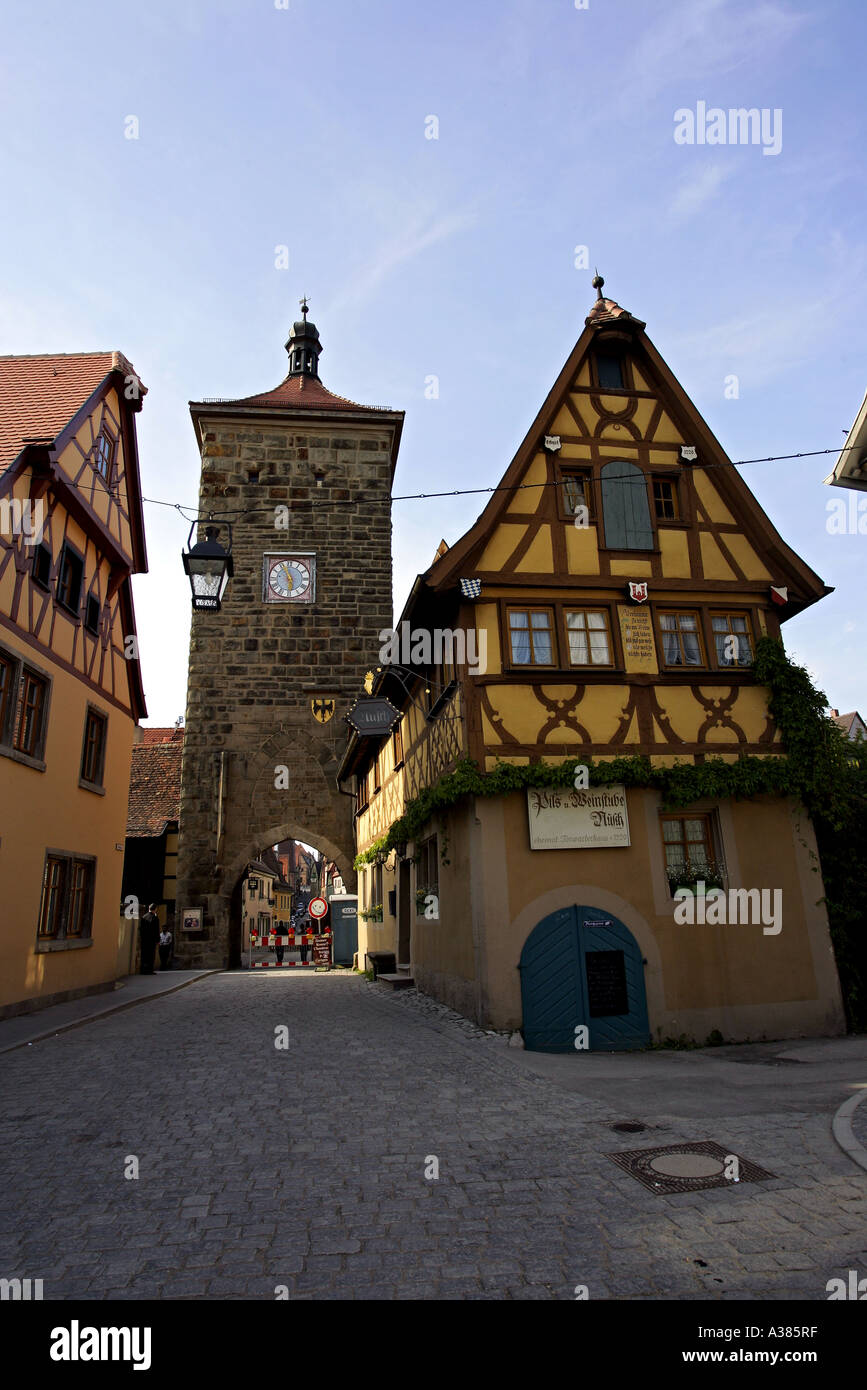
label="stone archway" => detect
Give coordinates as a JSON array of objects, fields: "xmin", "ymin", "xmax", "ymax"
[
  {"xmin": 175, "ymin": 728, "xmax": 360, "ymax": 970},
  {"xmin": 223, "ymin": 820, "xmax": 356, "ymax": 921}
]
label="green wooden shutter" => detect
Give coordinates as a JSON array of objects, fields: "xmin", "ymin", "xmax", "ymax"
[{"xmin": 601, "ymin": 460, "xmax": 654, "ymax": 550}]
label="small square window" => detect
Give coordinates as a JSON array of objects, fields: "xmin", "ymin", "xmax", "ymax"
[
  {"xmin": 565, "ymin": 610, "xmax": 612, "ymax": 666},
  {"xmin": 561, "ymin": 471, "xmax": 591, "ymax": 518},
  {"xmin": 36, "ymin": 850, "xmax": 95, "ymax": 941},
  {"xmin": 57, "ymin": 545, "xmax": 84, "ymax": 614},
  {"xmin": 653, "ymin": 477, "xmax": 680, "ymax": 520},
  {"xmin": 93, "ymin": 431, "xmax": 114, "ymax": 481},
  {"xmin": 711, "ymin": 614, "xmax": 754, "ymax": 667},
  {"xmin": 85, "ymin": 595, "xmax": 100, "ymax": 636},
  {"xmin": 660, "ymin": 814, "xmax": 721, "ymax": 895},
  {"xmin": 14, "ymin": 669, "xmax": 49, "ymax": 757},
  {"xmin": 659, "ymin": 611, "xmax": 705, "ymax": 667},
  {"xmin": 80, "ymin": 707, "xmax": 107, "ymax": 787},
  {"xmin": 508, "ymin": 609, "xmax": 555, "ymax": 665},
  {"xmin": 38, "ymin": 856, "xmax": 67, "ymax": 937},
  {"xmin": 32, "ymin": 544, "xmax": 52, "ymax": 589}
]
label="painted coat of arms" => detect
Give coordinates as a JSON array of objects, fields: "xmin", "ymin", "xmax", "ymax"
[{"xmin": 311, "ymin": 698, "xmax": 335, "ymax": 724}]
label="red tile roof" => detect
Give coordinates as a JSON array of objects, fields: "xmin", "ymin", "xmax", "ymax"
[
  {"xmin": 0, "ymin": 351, "xmax": 143, "ymax": 471},
  {"xmin": 193, "ymin": 372, "xmax": 394, "ymax": 414},
  {"xmin": 126, "ymin": 733, "xmax": 183, "ymax": 837},
  {"xmin": 139, "ymin": 726, "xmax": 185, "ymax": 745}
]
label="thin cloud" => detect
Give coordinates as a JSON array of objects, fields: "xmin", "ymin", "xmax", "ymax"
[
  {"xmin": 668, "ymin": 164, "xmax": 733, "ymax": 223},
  {"xmin": 326, "ymin": 207, "xmax": 478, "ymax": 318},
  {"xmin": 625, "ymin": 0, "xmax": 808, "ymax": 92}
]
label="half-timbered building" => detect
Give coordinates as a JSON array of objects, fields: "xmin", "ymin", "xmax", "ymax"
[
  {"xmin": 341, "ymin": 281, "xmax": 845, "ymax": 1048},
  {"xmin": 0, "ymin": 351, "xmax": 148, "ymax": 1016}
]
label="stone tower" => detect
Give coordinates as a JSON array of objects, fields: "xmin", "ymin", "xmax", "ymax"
[{"xmin": 175, "ymin": 305, "xmax": 403, "ymax": 967}]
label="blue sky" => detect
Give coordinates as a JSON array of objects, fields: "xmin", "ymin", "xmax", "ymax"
[{"xmin": 1, "ymin": 0, "xmax": 864, "ymax": 724}]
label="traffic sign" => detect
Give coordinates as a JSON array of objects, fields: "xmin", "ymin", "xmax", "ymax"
[{"xmin": 308, "ymin": 896, "xmax": 328, "ymax": 920}]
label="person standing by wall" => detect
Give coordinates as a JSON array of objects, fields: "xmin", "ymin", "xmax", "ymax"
[
  {"xmin": 158, "ymin": 925, "xmax": 173, "ymax": 972},
  {"xmin": 139, "ymin": 904, "xmax": 160, "ymax": 975}
]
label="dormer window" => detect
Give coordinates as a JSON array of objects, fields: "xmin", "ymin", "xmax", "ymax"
[{"xmin": 93, "ymin": 430, "xmax": 115, "ymax": 481}]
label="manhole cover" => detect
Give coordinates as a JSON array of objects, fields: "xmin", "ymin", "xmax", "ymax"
[
  {"xmin": 649, "ymin": 1153, "xmax": 724, "ymax": 1178},
  {"xmin": 606, "ymin": 1140, "xmax": 775, "ymax": 1194},
  {"xmin": 611, "ymin": 1122, "xmax": 646, "ymax": 1133}
]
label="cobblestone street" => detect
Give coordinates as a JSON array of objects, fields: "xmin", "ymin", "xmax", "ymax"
[{"xmin": 1, "ymin": 972, "xmax": 865, "ymax": 1301}]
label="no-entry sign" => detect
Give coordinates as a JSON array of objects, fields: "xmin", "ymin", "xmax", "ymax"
[{"xmin": 308, "ymin": 896, "xmax": 328, "ymax": 921}]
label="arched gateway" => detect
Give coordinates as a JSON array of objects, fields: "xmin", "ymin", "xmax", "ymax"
[{"xmin": 173, "ymin": 306, "xmax": 404, "ymax": 969}]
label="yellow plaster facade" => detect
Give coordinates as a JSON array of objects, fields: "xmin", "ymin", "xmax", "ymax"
[
  {"xmin": 0, "ymin": 363, "xmax": 147, "ymax": 1016},
  {"xmin": 346, "ymin": 292, "xmax": 843, "ymax": 1045}
]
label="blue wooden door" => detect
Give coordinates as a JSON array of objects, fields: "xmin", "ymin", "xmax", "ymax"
[{"xmin": 519, "ymin": 906, "xmax": 649, "ymax": 1052}]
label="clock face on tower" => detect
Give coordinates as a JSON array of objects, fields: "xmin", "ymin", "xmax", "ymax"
[{"xmin": 263, "ymin": 553, "xmax": 316, "ymax": 603}]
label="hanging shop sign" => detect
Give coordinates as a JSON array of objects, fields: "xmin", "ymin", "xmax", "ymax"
[{"xmin": 346, "ymin": 697, "xmax": 401, "ymax": 737}]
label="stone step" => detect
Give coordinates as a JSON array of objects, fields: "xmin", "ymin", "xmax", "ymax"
[{"xmin": 376, "ymin": 973, "xmax": 415, "ymax": 989}]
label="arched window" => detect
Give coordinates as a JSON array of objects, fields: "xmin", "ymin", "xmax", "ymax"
[{"xmin": 600, "ymin": 460, "xmax": 654, "ymax": 550}]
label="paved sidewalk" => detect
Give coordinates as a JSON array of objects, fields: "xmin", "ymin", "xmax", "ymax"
[
  {"xmin": 0, "ymin": 970, "xmax": 217, "ymax": 1054},
  {"xmin": 0, "ymin": 972, "xmax": 864, "ymax": 1300}
]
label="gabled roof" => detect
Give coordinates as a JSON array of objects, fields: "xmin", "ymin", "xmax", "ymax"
[
  {"xmin": 832, "ymin": 710, "xmax": 866, "ymax": 739},
  {"xmin": 824, "ymin": 386, "xmax": 867, "ymax": 492},
  {"xmin": 248, "ymin": 858, "xmax": 278, "ymax": 878},
  {"xmin": 423, "ymin": 291, "xmax": 830, "ymax": 618},
  {"xmin": 126, "ymin": 734, "xmax": 183, "ymax": 837},
  {"xmin": 0, "ymin": 351, "xmax": 144, "ymax": 472}
]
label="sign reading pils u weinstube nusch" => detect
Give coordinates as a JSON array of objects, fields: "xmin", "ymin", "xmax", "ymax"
[{"xmin": 526, "ymin": 786, "xmax": 630, "ymax": 850}]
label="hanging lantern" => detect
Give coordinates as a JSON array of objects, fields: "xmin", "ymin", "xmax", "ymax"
[{"xmin": 182, "ymin": 521, "xmax": 234, "ymax": 611}]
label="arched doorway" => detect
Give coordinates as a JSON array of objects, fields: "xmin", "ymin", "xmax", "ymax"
[{"xmin": 519, "ymin": 906, "xmax": 649, "ymax": 1052}]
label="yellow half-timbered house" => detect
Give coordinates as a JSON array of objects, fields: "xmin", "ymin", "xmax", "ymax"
[
  {"xmin": 341, "ymin": 281, "xmax": 845, "ymax": 1049},
  {"xmin": 0, "ymin": 351, "xmax": 148, "ymax": 1016}
]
